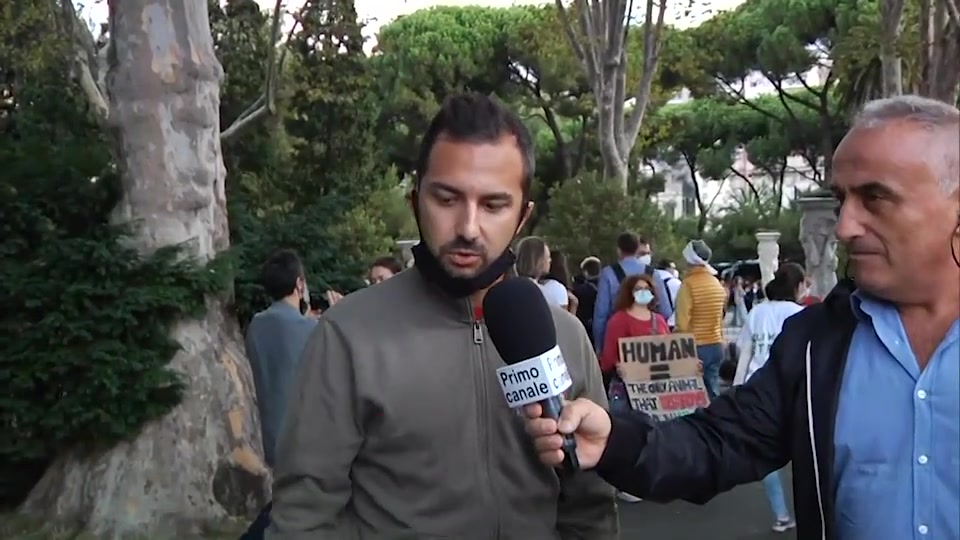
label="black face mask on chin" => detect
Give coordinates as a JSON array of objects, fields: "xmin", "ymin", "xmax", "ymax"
[
  {"xmin": 412, "ymin": 242, "xmax": 516, "ymax": 298},
  {"xmin": 410, "ymin": 189, "xmax": 522, "ymax": 298}
]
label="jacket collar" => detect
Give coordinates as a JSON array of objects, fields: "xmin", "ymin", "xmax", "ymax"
[
  {"xmin": 405, "ymin": 268, "xmax": 483, "ymax": 324},
  {"xmin": 684, "ymin": 266, "xmax": 713, "ymax": 278}
]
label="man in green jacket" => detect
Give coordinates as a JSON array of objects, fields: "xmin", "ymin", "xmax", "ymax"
[{"xmin": 267, "ymin": 93, "xmax": 617, "ymax": 539}]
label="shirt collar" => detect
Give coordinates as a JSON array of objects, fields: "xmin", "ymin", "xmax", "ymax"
[
  {"xmin": 270, "ymin": 300, "xmax": 301, "ymax": 314},
  {"xmin": 850, "ymin": 289, "xmax": 901, "ymax": 325}
]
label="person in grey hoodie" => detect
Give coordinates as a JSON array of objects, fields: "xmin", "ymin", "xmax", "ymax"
[
  {"xmin": 244, "ymin": 249, "xmax": 317, "ymax": 467},
  {"xmin": 268, "ymin": 93, "xmax": 616, "ymax": 540}
]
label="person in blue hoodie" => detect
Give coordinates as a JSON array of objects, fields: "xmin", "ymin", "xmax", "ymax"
[{"xmin": 592, "ymin": 231, "xmax": 672, "ymax": 352}]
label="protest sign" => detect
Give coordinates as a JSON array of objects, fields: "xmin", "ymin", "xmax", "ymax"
[{"xmin": 616, "ymin": 333, "xmax": 710, "ymax": 420}]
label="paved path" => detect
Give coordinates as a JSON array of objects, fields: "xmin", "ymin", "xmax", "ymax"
[{"xmin": 618, "ymin": 471, "xmax": 796, "ymax": 539}]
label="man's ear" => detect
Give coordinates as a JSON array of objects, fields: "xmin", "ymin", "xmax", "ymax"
[{"xmin": 516, "ymin": 200, "xmax": 535, "ymax": 235}]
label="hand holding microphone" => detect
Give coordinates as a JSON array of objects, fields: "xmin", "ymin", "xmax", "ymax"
[
  {"xmin": 522, "ymin": 399, "xmax": 611, "ymax": 469},
  {"xmin": 483, "ymin": 277, "xmax": 582, "ymax": 472}
]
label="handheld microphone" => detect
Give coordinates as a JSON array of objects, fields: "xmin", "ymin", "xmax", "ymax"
[{"xmin": 483, "ymin": 277, "xmax": 580, "ymax": 472}]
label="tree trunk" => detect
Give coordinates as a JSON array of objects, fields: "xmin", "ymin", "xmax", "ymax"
[
  {"xmin": 20, "ymin": 1, "xmax": 269, "ymax": 537},
  {"xmin": 879, "ymin": 0, "xmax": 905, "ymax": 97},
  {"xmin": 919, "ymin": 0, "xmax": 960, "ymax": 103}
]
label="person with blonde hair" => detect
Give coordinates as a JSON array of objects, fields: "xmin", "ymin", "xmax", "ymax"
[{"xmin": 515, "ymin": 236, "xmax": 572, "ymax": 310}]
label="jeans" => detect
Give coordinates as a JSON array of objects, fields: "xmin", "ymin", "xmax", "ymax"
[
  {"xmin": 761, "ymin": 469, "xmax": 791, "ymax": 520},
  {"xmin": 239, "ymin": 503, "xmax": 271, "ymax": 540},
  {"xmin": 697, "ymin": 343, "xmax": 724, "ymax": 400},
  {"xmin": 607, "ymin": 376, "xmax": 632, "ymax": 414}
]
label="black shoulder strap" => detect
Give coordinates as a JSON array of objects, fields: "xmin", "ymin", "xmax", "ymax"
[
  {"xmin": 612, "ymin": 263, "xmax": 627, "ymax": 284},
  {"xmin": 663, "ymin": 276, "xmax": 676, "ymax": 310}
]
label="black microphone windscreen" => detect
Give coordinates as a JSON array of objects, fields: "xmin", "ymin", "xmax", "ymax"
[{"xmin": 483, "ymin": 277, "xmax": 557, "ymax": 364}]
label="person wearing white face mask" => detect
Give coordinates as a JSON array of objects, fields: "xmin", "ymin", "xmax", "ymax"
[
  {"xmin": 598, "ymin": 274, "xmax": 670, "ymax": 402},
  {"xmin": 592, "ymin": 232, "xmax": 672, "ymax": 351},
  {"xmin": 596, "ymin": 273, "xmax": 670, "ymax": 503}
]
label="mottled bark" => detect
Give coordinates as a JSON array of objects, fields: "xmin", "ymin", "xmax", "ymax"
[
  {"xmin": 879, "ymin": 0, "xmax": 905, "ymax": 97},
  {"xmin": 21, "ymin": 2, "xmax": 269, "ymax": 538},
  {"xmin": 555, "ymin": 0, "xmax": 667, "ymax": 191},
  {"xmin": 919, "ymin": 0, "xmax": 960, "ymax": 104}
]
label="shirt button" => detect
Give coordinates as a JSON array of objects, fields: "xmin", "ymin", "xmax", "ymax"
[
  {"xmin": 918, "ymin": 525, "xmax": 929, "ymax": 535},
  {"xmin": 917, "ymin": 390, "xmax": 927, "ymax": 399},
  {"xmin": 918, "ymin": 455, "xmax": 929, "ymax": 465}
]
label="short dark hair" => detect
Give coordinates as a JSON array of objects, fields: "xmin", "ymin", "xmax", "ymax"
[
  {"xmin": 765, "ymin": 262, "xmax": 806, "ymax": 301},
  {"xmin": 370, "ymin": 256, "xmax": 403, "ymax": 275},
  {"xmin": 616, "ymin": 232, "xmax": 643, "ymax": 255},
  {"xmin": 415, "ymin": 93, "xmax": 535, "ymax": 201},
  {"xmin": 261, "ymin": 249, "xmax": 304, "ymax": 301},
  {"xmin": 657, "ymin": 258, "xmax": 675, "ymax": 270}
]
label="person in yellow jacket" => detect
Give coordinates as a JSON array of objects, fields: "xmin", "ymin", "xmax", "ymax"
[{"xmin": 674, "ymin": 239, "xmax": 727, "ymax": 399}]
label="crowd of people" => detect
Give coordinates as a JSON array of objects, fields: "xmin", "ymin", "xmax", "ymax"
[{"xmin": 237, "ymin": 92, "xmax": 958, "ymax": 540}]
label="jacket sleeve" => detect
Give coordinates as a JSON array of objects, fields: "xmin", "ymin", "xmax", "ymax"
[
  {"xmin": 268, "ymin": 319, "xmax": 361, "ymax": 539},
  {"xmin": 557, "ymin": 324, "xmax": 619, "ymax": 540},
  {"xmin": 592, "ymin": 269, "xmax": 613, "ymax": 352},
  {"xmin": 674, "ymin": 282, "xmax": 693, "ymax": 333},
  {"xmin": 732, "ymin": 317, "xmax": 753, "ymax": 386},
  {"xmin": 592, "ymin": 317, "xmax": 797, "ymax": 505},
  {"xmin": 651, "ymin": 270, "xmax": 673, "ymax": 321}
]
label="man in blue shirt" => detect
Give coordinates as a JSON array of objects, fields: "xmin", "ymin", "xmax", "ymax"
[
  {"xmin": 244, "ymin": 249, "xmax": 317, "ymax": 467},
  {"xmin": 592, "ymin": 231, "xmax": 672, "ymax": 350},
  {"xmin": 519, "ymin": 95, "xmax": 960, "ymax": 540}
]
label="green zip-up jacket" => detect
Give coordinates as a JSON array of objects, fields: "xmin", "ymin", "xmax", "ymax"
[{"xmin": 268, "ymin": 268, "xmax": 618, "ymax": 540}]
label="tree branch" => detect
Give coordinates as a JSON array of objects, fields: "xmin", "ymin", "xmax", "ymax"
[
  {"xmin": 220, "ymin": 0, "xmax": 288, "ymax": 141},
  {"xmin": 717, "ymin": 76, "xmax": 785, "ymax": 123},
  {"xmin": 555, "ymin": 0, "xmax": 599, "ymax": 87},
  {"xmin": 622, "ymin": 0, "xmax": 667, "ymax": 153},
  {"xmin": 611, "ymin": 0, "xmax": 632, "ymax": 154},
  {"xmin": 56, "ymin": 0, "xmax": 109, "ymax": 124},
  {"xmin": 946, "ymin": 0, "xmax": 960, "ymax": 27},
  {"xmin": 726, "ymin": 166, "xmax": 761, "ymax": 201}
]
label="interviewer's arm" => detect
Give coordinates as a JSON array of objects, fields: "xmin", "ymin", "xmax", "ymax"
[
  {"xmin": 592, "ymin": 318, "xmax": 795, "ymax": 505},
  {"xmin": 268, "ymin": 319, "xmax": 362, "ymax": 539},
  {"xmin": 556, "ymin": 324, "xmax": 619, "ymax": 540}
]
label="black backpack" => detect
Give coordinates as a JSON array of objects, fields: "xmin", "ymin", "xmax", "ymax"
[{"xmin": 611, "ymin": 262, "xmax": 653, "ymax": 284}]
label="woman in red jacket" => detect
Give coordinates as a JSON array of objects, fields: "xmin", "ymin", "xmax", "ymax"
[
  {"xmin": 599, "ymin": 273, "xmax": 669, "ymax": 504},
  {"xmin": 600, "ymin": 273, "xmax": 670, "ymax": 384}
]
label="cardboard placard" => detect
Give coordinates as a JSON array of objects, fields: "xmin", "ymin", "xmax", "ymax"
[{"xmin": 617, "ymin": 333, "xmax": 710, "ymax": 420}]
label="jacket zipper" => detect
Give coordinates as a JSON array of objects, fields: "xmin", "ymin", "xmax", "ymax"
[
  {"xmin": 471, "ymin": 307, "xmax": 500, "ymax": 537},
  {"xmin": 473, "ymin": 320, "xmax": 483, "ymax": 344},
  {"xmin": 804, "ymin": 341, "xmax": 827, "ymax": 540}
]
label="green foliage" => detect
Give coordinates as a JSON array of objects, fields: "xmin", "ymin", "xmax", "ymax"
[
  {"xmin": 219, "ymin": 0, "xmax": 398, "ymax": 324},
  {"xmin": 706, "ymin": 198, "xmax": 804, "ymax": 263},
  {"xmin": 286, "ymin": 0, "xmax": 384, "ymax": 200},
  {"xmin": 0, "ymin": 7, "xmax": 230, "ymax": 504},
  {"xmin": 537, "ymin": 173, "xmax": 684, "ymax": 266}
]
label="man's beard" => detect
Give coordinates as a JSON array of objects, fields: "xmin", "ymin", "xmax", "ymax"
[
  {"xmin": 435, "ymin": 237, "xmax": 490, "ymax": 278},
  {"xmin": 412, "ymin": 240, "xmax": 516, "ymax": 298}
]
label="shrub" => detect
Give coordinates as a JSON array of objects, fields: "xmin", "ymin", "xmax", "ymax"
[{"xmin": 538, "ymin": 173, "xmax": 685, "ymax": 266}]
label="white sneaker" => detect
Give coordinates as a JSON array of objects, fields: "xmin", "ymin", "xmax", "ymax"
[
  {"xmin": 616, "ymin": 491, "xmax": 642, "ymax": 503},
  {"xmin": 772, "ymin": 518, "xmax": 796, "ymax": 532}
]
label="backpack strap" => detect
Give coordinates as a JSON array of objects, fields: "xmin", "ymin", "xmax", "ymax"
[
  {"xmin": 663, "ymin": 276, "xmax": 676, "ymax": 311},
  {"xmin": 612, "ymin": 263, "xmax": 627, "ymax": 284}
]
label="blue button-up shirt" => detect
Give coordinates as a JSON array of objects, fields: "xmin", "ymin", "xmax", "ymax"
[{"xmin": 834, "ymin": 292, "xmax": 959, "ymax": 540}]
